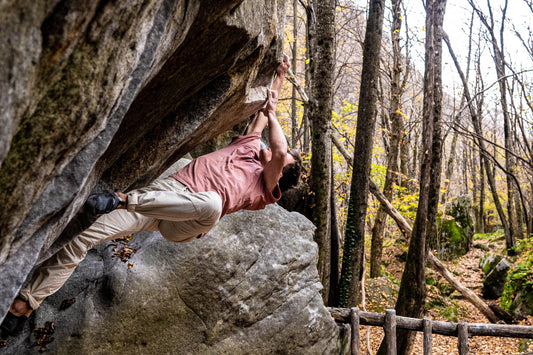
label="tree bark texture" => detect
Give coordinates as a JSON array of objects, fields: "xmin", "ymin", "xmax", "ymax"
[
  {"xmin": 385, "ymin": 1, "xmax": 447, "ymax": 354},
  {"xmin": 477, "ymin": 155, "xmax": 486, "ymax": 233},
  {"xmin": 370, "ymin": 0, "xmax": 405, "ymax": 278},
  {"xmin": 338, "ymin": 0, "xmax": 385, "ymax": 308},
  {"xmin": 426, "ymin": 0, "xmax": 446, "ymax": 251},
  {"xmin": 329, "ymin": 154, "xmax": 341, "ymax": 306},
  {"xmin": 302, "ymin": 0, "xmax": 315, "ymax": 156},
  {"xmin": 291, "ymin": 0, "xmax": 299, "ymax": 148},
  {"xmin": 310, "ymin": 0, "xmax": 334, "ymax": 303}
]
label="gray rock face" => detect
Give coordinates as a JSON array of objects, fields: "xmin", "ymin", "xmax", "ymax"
[
  {"xmin": 482, "ymin": 258, "xmax": 510, "ymax": 299},
  {"xmin": 0, "ymin": 0, "xmax": 287, "ymax": 319},
  {"xmin": 2, "ymin": 205, "xmax": 341, "ymax": 354},
  {"xmin": 479, "ymin": 253, "xmax": 503, "ymax": 275},
  {"xmin": 435, "ymin": 195, "xmax": 475, "ymax": 260},
  {"xmin": 513, "ymin": 289, "xmax": 533, "ymax": 319},
  {"xmin": 445, "ymin": 195, "xmax": 474, "ymax": 241}
]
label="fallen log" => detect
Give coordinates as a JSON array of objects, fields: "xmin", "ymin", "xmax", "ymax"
[{"xmin": 427, "ymin": 252, "xmax": 500, "ymax": 323}]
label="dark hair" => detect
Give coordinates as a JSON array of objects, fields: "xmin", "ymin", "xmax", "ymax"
[{"xmin": 279, "ymin": 149, "xmax": 302, "ymax": 192}]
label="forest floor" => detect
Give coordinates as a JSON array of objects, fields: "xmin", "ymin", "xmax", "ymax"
[{"xmin": 358, "ymin": 232, "xmax": 533, "ymax": 354}]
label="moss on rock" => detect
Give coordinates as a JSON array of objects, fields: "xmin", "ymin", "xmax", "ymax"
[
  {"xmin": 436, "ymin": 217, "xmax": 470, "ymax": 261},
  {"xmin": 434, "ymin": 196, "xmax": 475, "ymax": 261}
]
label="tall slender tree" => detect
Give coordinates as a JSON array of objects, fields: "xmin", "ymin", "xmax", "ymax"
[
  {"xmin": 425, "ymin": 0, "xmax": 447, "ymax": 251},
  {"xmin": 444, "ymin": 26, "xmax": 513, "ymax": 255},
  {"xmin": 291, "ymin": 0, "xmax": 299, "ymax": 148},
  {"xmin": 338, "ymin": 0, "xmax": 386, "ymax": 307},
  {"xmin": 309, "ymin": 0, "xmax": 335, "ymax": 302},
  {"xmin": 380, "ymin": 1, "xmax": 448, "ymax": 353},
  {"xmin": 302, "ymin": 0, "xmax": 315, "ymax": 156},
  {"xmin": 469, "ymin": 0, "xmax": 521, "ymax": 250},
  {"xmin": 370, "ymin": 0, "xmax": 407, "ymax": 278}
]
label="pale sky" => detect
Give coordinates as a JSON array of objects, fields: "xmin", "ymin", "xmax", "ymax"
[{"xmin": 401, "ymin": 0, "xmax": 532, "ymax": 95}]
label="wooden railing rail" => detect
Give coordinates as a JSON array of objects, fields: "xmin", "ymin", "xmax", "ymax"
[{"xmin": 328, "ymin": 307, "xmax": 533, "ymax": 355}]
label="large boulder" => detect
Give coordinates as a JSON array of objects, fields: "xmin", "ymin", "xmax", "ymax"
[
  {"xmin": 435, "ymin": 196, "xmax": 475, "ymax": 260},
  {"xmin": 445, "ymin": 195, "xmax": 475, "ymax": 239},
  {"xmin": 479, "ymin": 253, "xmax": 503, "ymax": 275},
  {"xmin": 0, "ymin": 0, "xmax": 287, "ymax": 319},
  {"xmin": 480, "ymin": 253, "xmax": 510, "ymax": 300},
  {"xmin": 1, "ymin": 205, "xmax": 343, "ymax": 354},
  {"xmin": 510, "ymin": 286, "xmax": 533, "ymax": 319},
  {"xmin": 482, "ymin": 258, "xmax": 511, "ymax": 299}
]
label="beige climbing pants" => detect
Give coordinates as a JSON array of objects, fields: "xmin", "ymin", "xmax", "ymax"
[{"xmin": 19, "ymin": 177, "xmax": 222, "ymax": 310}]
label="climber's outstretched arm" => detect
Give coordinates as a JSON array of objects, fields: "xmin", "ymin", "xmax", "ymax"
[
  {"xmin": 245, "ymin": 54, "xmax": 290, "ymax": 136},
  {"xmin": 246, "ymin": 110, "xmax": 268, "ymax": 135},
  {"xmin": 261, "ymin": 90, "xmax": 288, "ymax": 192}
]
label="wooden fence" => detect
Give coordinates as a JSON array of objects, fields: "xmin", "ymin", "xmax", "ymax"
[{"xmin": 328, "ymin": 307, "xmax": 533, "ymax": 355}]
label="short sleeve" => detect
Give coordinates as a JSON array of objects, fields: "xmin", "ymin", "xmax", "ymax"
[{"xmin": 229, "ymin": 133, "xmax": 261, "ymax": 152}]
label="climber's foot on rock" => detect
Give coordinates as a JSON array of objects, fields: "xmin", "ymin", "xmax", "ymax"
[
  {"xmin": 1, "ymin": 299, "xmax": 32, "ymax": 336},
  {"xmin": 85, "ymin": 191, "xmax": 127, "ymax": 215}
]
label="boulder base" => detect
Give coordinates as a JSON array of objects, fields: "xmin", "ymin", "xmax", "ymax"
[{"xmin": 2, "ymin": 205, "xmax": 342, "ymax": 354}]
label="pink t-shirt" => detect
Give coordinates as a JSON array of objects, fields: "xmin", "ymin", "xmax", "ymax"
[{"xmin": 170, "ymin": 132, "xmax": 281, "ymax": 217}]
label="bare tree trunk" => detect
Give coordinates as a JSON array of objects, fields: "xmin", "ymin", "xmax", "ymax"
[
  {"xmin": 338, "ymin": 0, "xmax": 386, "ymax": 307},
  {"xmin": 309, "ymin": 0, "xmax": 334, "ymax": 303},
  {"xmin": 475, "ymin": 55, "xmax": 486, "ymax": 234},
  {"xmin": 383, "ymin": 1, "xmax": 447, "ymax": 354},
  {"xmin": 529, "ymin": 181, "xmax": 533, "ymax": 237},
  {"xmin": 478, "ymin": 154, "xmax": 486, "ymax": 233},
  {"xmin": 370, "ymin": 0, "xmax": 405, "ymax": 278},
  {"xmin": 469, "ymin": 0, "xmax": 520, "ymax": 250},
  {"xmin": 329, "ymin": 154, "xmax": 341, "ymax": 306},
  {"xmin": 302, "ymin": 1, "xmax": 315, "ymax": 157},
  {"xmin": 399, "ymin": 126, "xmax": 410, "ymax": 192},
  {"xmin": 443, "ymin": 30, "xmax": 513, "ymax": 254},
  {"xmin": 291, "ymin": 0, "xmax": 299, "ymax": 148},
  {"xmin": 426, "ymin": 0, "xmax": 446, "ymax": 250},
  {"xmin": 441, "ymin": 128, "xmax": 458, "ymax": 205},
  {"xmin": 441, "ymin": 10, "xmax": 474, "ymax": 206}
]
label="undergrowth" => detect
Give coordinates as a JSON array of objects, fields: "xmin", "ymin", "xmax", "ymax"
[{"xmin": 501, "ymin": 237, "xmax": 533, "ymax": 313}]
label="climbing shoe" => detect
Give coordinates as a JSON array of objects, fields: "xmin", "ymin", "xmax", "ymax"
[
  {"xmin": 1, "ymin": 312, "xmax": 27, "ymax": 336},
  {"xmin": 85, "ymin": 191, "xmax": 125, "ymax": 215}
]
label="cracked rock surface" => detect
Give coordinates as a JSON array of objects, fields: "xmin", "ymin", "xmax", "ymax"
[
  {"xmin": 3, "ymin": 204, "xmax": 341, "ymax": 354},
  {"xmin": 1, "ymin": 0, "xmax": 286, "ymax": 320}
]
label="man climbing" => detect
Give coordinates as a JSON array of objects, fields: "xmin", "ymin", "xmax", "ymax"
[{"xmin": 1, "ymin": 54, "xmax": 302, "ymax": 336}]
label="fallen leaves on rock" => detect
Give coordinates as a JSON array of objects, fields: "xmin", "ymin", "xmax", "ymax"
[
  {"xmin": 33, "ymin": 321, "xmax": 55, "ymax": 353},
  {"xmin": 113, "ymin": 246, "xmax": 136, "ymax": 262},
  {"xmin": 59, "ymin": 298, "xmax": 76, "ymax": 311},
  {"xmin": 111, "ymin": 234, "xmax": 136, "ymax": 266},
  {"xmin": 0, "ymin": 339, "xmax": 6, "ymax": 348}
]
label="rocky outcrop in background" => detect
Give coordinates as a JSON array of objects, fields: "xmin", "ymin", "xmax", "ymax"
[
  {"xmin": 435, "ymin": 195, "xmax": 475, "ymax": 261},
  {"xmin": 1, "ymin": 0, "xmax": 288, "ymax": 323},
  {"xmin": 1, "ymin": 205, "xmax": 344, "ymax": 354}
]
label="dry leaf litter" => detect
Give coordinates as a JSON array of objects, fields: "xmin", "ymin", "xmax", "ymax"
[{"xmin": 357, "ymin": 235, "xmax": 533, "ymax": 354}]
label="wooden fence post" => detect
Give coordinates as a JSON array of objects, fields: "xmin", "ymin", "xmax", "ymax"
[
  {"xmin": 350, "ymin": 307, "xmax": 360, "ymax": 355},
  {"xmin": 423, "ymin": 317, "xmax": 432, "ymax": 355},
  {"xmin": 384, "ymin": 309, "xmax": 397, "ymax": 355},
  {"xmin": 328, "ymin": 307, "xmax": 533, "ymax": 354},
  {"xmin": 457, "ymin": 321, "xmax": 469, "ymax": 355}
]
